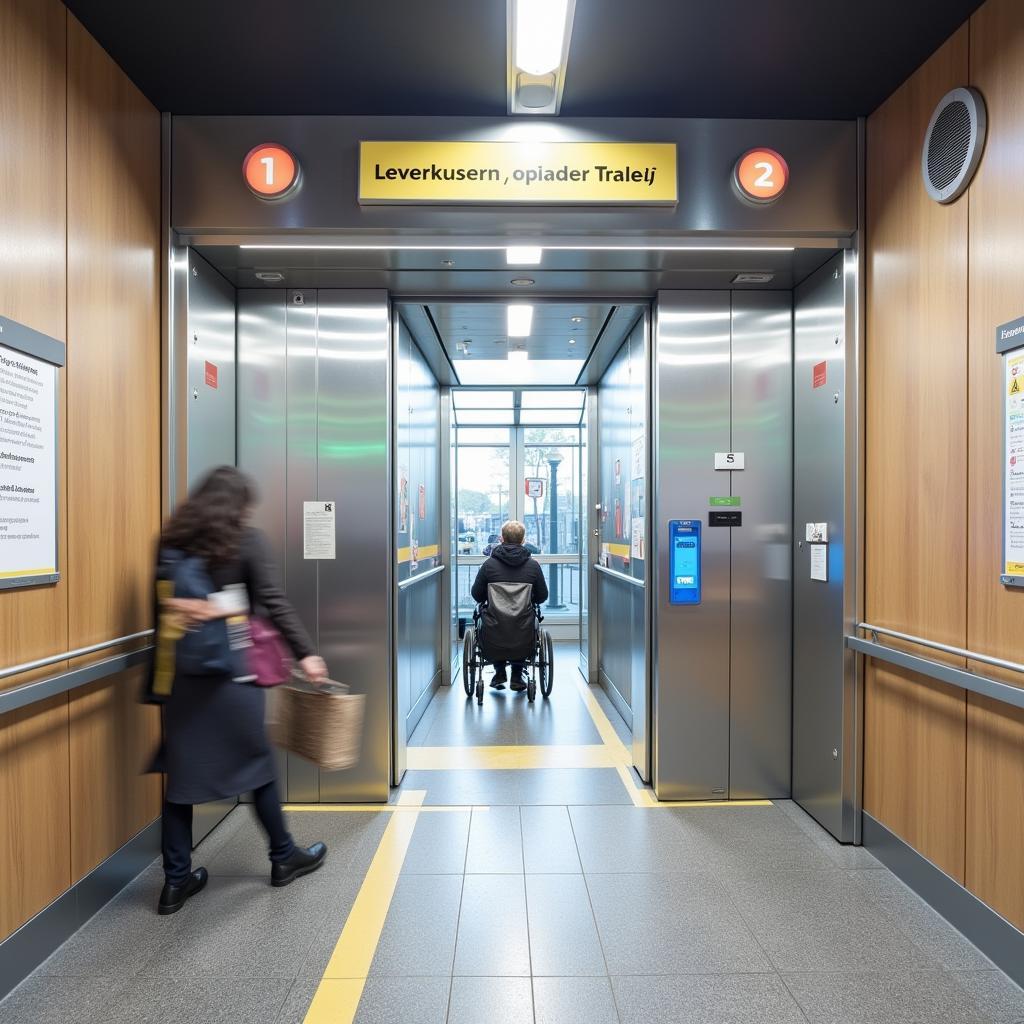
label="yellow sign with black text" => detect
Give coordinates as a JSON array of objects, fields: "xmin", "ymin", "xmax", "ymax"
[{"xmin": 358, "ymin": 141, "xmax": 678, "ymax": 205}]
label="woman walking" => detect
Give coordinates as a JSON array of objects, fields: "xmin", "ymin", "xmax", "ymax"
[{"xmin": 149, "ymin": 466, "xmax": 328, "ymax": 915}]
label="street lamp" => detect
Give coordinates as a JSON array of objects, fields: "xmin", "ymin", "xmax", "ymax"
[{"xmin": 547, "ymin": 451, "xmax": 564, "ymax": 608}]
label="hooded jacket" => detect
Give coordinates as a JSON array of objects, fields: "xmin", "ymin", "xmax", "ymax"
[{"xmin": 471, "ymin": 543, "xmax": 549, "ymax": 606}]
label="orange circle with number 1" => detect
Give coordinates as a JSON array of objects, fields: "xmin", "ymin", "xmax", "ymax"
[
  {"xmin": 243, "ymin": 143, "xmax": 300, "ymax": 199},
  {"xmin": 734, "ymin": 148, "xmax": 789, "ymax": 203}
]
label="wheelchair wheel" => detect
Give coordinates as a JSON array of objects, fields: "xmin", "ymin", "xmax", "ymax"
[
  {"xmin": 475, "ymin": 672, "xmax": 484, "ymax": 705},
  {"xmin": 540, "ymin": 629, "xmax": 554, "ymax": 698},
  {"xmin": 462, "ymin": 629, "xmax": 476, "ymax": 697},
  {"xmin": 527, "ymin": 676, "xmax": 536, "ymax": 702}
]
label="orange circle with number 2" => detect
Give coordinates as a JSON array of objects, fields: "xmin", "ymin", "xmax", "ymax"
[
  {"xmin": 734, "ymin": 148, "xmax": 789, "ymax": 203},
  {"xmin": 243, "ymin": 143, "xmax": 299, "ymax": 199}
]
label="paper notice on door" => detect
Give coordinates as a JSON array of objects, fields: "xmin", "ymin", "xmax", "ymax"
[
  {"xmin": 303, "ymin": 501, "xmax": 336, "ymax": 559},
  {"xmin": 631, "ymin": 518, "xmax": 645, "ymax": 561},
  {"xmin": 809, "ymin": 543, "xmax": 828, "ymax": 582}
]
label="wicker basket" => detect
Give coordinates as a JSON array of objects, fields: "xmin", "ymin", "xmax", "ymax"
[{"xmin": 266, "ymin": 678, "xmax": 365, "ymax": 771}]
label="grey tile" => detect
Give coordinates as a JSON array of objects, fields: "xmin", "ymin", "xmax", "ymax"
[
  {"xmin": 355, "ymin": 977, "xmax": 451, "ymax": 1024},
  {"xmin": 518, "ymin": 768, "xmax": 632, "ymax": 805},
  {"xmin": 465, "ymin": 807, "xmax": 523, "ymax": 873},
  {"xmin": 851, "ymin": 870, "xmax": 994, "ymax": 971},
  {"xmin": 773, "ymin": 800, "xmax": 884, "ymax": 869},
  {"xmin": 782, "ymin": 970, "xmax": 994, "ymax": 1024},
  {"xmin": 586, "ymin": 873, "xmax": 772, "ymax": 975},
  {"xmin": 294, "ymin": 875, "xmax": 363, "ymax": 980},
  {"xmin": 533, "ymin": 977, "xmax": 619, "ymax": 1024},
  {"xmin": 398, "ymin": 770, "xmax": 521, "ymax": 806},
  {"xmin": 206, "ymin": 809, "xmax": 389, "ymax": 878},
  {"xmin": 590, "ymin": 684, "xmax": 633, "ymax": 746},
  {"xmin": 35, "ymin": 871, "xmax": 182, "ymax": 978},
  {"xmin": 733, "ymin": 870, "xmax": 935, "ymax": 972},
  {"xmin": 951, "ymin": 971, "xmax": 1024, "ymax": 1024},
  {"xmin": 0, "ymin": 976, "xmax": 116, "ymax": 1024},
  {"xmin": 400, "ymin": 811, "xmax": 470, "ymax": 874},
  {"xmin": 453, "ymin": 874, "xmax": 530, "ymax": 977},
  {"xmin": 568, "ymin": 806, "xmax": 699, "ymax": 874},
  {"xmin": 447, "ymin": 977, "xmax": 533, "ymax": 1024},
  {"xmin": 613, "ymin": 974, "xmax": 807, "ymax": 1024},
  {"xmin": 526, "ymin": 874, "xmax": 606, "ymax": 977},
  {"xmin": 95, "ymin": 975, "xmax": 291, "ymax": 1024},
  {"xmin": 141, "ymin": 873, "xmax": 334, "ymax": 979},
  {"xmin": 369, "ymin": 874, "xmax": 462, "ymax": 976},
  {"xmin": 522, "ymin": 806, "xmax": 581, "ymax": 873}
]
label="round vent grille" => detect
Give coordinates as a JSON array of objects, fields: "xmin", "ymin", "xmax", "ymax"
[{"xmin": 922, "ymin": 87, "xmax": 986, "ymax": 203}]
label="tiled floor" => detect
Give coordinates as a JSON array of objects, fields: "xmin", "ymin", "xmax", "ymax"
[{"xmin": 3, "ymin": 648, "xmax": 1022, "ymax": 1024}]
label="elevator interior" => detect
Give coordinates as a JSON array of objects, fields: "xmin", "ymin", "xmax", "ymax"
[{"xmin": 173, "ymin": 241, "xmax": 860, "ymax": 843}]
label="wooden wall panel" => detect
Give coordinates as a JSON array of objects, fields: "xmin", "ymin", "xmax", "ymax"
[
  {"xmin": 0, "ymin": 0, "xmax": 68, "ymax": 686},
  {"xmin": 964, "ymin": 0, "xmax": 1024, "ymax": 932},
  {"xmin": 0, "ymin": 696, "xmax": 71, "ymax": 939},
  {"xmin": 864, "ymin": 26, "xmax": 969, "ymax": 877},
  {"xmin": 67, "ymin": 13, "xmax": 161, "ymax": 651},
  {"xmin": 966, "ymin": 694, "xmax": 1024, "ymax": 930},
  {"xmin": 68, "ymin": 668, "xmax": 161, "ymax": 881},
  {"xmin": 864, "ymin": 665, "xmax": 967, "ymax": 880}
]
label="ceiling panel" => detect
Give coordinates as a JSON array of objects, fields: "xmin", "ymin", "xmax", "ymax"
[{"xmin": 67, "ymin": 0, "xmax": 982, "ymax": 119}]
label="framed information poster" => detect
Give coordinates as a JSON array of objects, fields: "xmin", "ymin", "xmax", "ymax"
[
  {"xmin": 998, "ymin": 315, "xmax": 1024, "ymax": 586},
  {"xmin": 0, "ymin": 317, "xmax": 63, "ymax": 589}
]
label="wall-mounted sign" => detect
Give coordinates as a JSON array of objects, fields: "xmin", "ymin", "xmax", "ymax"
[
  {"xmin": 204, "ymin": 360, "xmax": 218, "ymax": 389},
  {"xmin": 714, "ymin": 452, "xmax": 745, "ymax": 470},
  {"xmin": 812, "ymin": 361, "xmax": 827, "ymax": 389},
  {"xmin": 243, "ymin": 143, "xmax": 301, "ymax": 200},
  {"xmin": 303, "ymin": 501, "xmax": 336, "ymax": 560},
  {"xmin": 358, "ymin": 141, "xmax": 678, "ymax": 205},
  {"xmin": 0, "ymin": 318, "xmax": 63, "ymax": 590},
  {"xmin": 525, "ymin": 477, "xmax": 544, "ymax": 499},
  {"xmin": 999, "ymin": 315, "xmax": 1024, "ymax": 586},
  {"xmin": 733, "ymin": 148, "xmax": 789, "ymax": 204}
]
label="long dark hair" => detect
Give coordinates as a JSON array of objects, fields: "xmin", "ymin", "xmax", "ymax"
[{"xmin": 161, "ymin": 466, "xmax": 256, "ymax": 567}]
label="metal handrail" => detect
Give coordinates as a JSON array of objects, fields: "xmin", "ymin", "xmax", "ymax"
[
  {"xmin": 858, "ymin": 622, "xmax": 1024, "ymax": 677},
  {"xmin": 397, "ymin": 564, "xmax": 446, "ymax": 590},
  {"xmin": 594, "ymin": 563, "xmax": 645, "ymax": 588},
  {"xmin": 0, "ymin": 629, "xmax": 155, "ymax": 681}
]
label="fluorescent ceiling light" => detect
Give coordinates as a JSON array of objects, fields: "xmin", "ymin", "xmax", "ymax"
[
  {"xmin": 239, "ymin": 244, "xmax": 795, "ymax": 252},
  {"xmin": 508, "ymin": 349, "xmax": 530, "ymax": 363},
  {"xmin": 514, "ymin": 0, "xmax": 570, "ymax": 75},
  {"xmin": 506, "ymin": 246, "xmax": 543, "ymax": 265},
  {"xmin": 507, "ymin": 304, "xmax": 533, "ymax": 337},
  {"xmin": 455, "ymin": 358, "xmax": 584, "ymax": 386}
]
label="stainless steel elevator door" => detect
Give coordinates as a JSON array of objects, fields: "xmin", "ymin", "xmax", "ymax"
[
  {"xmin": 238, "ymin": 288, "xmax": 392, "ymax": 803},
  {"xmin": 653, "ymin": 290, "xmax": 793, "ymax": 800}
]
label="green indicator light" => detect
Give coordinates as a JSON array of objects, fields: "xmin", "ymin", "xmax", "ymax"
[{"xmin": 709, "ymin": 496, "xmax": 741, "ymax": 507}]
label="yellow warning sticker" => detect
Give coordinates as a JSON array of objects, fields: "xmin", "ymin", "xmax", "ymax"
[
  {"xmin": 1006, "ymin": 562, "xmax": 1024, "ymax": 574},
  {"xmin": 1011, "ymin": 377, "xmax": 1021, "ymax": 396}
]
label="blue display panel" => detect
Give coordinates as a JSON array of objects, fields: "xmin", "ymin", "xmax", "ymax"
[{"xmin": 669, "ymin": 519, "xmax": 701, "ymax": 605}]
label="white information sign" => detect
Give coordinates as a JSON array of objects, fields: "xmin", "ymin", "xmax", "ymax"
[
  {"xmin": 714, "ymin": 452, "xmax": 745, "ymax": 470},
  {"xmin": 1004, "ymin": 350, "xmax": 1024, "ymax": 580},
  {"xmin": 303, "ymin": 501, "xmax": 336, "ymax": 560},
  {"xmin": 0, "ymin": 343, "xmax": 58, "ymax": 586},
  {"xmin": 631, "ymin": 518, "xmax": 645, "ymax": 561},
  {"xmin": 809, "ymin": 543, "xmax": 828, "ymax": 582}
]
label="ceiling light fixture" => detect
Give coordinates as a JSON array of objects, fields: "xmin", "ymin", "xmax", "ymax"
[
  {"xmin": 506, "ymin": 246, "xmax": 543, "ymax": 265},
  {"xmin": 508, "ymin": 0, "xmax": 576, "ymax": 116},
  {"xmin": 254, "ymin": 271, "xmax": 284, "ymax": 282},
  {"xmin": 507, "ymin": 304, "xmax": 534, "ymax": 337},
  {"xmin": 570, "ymin": 316, "xmax": 583, "ymax": 323},
  {"xmin": 568, "ymin": 338, "xmax": 576, "ymax": 345},
  {"xmin": 510, "ymin": 277, "xmax": 535, "ymax": 287}
]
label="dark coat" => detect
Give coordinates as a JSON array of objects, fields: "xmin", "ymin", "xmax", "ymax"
[
  {"xmin": 471, "ymin": 543, "xmax": 549, "ymax": 606},
  {"xmin": 150, "ymin": 528, "xmax": 314, "ymax": 804}
]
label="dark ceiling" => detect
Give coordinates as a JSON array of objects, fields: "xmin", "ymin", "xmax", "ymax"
[{"xmin": 64, "ymin": 0, "xmax": 982, "ymax": 119}]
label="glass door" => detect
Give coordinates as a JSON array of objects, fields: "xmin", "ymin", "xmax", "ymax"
[{"xmin": 453, "ymin": 389, "xmax": 586, "ymax": 641}]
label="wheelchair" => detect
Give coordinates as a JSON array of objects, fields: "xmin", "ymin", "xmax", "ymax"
[{"xmin": 462, "ymin": 581, "xmax": 554, "ymax": 705}]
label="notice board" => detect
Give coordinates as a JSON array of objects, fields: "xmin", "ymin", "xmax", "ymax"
[{"xmin": 0, "ymin": 317, "xmax": 63, "ymax": 589}]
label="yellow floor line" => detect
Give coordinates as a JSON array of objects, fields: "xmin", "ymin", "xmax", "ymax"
[
  {"xmin": 283, "ymin": 803, "xmax": 483, "ymax": 813},
  {"xmin": 302, "ymin": 789, "xmax": 426, "ymax": 1024},
  {"xmin": 571, "ymin": 672, "xmax": 772, "ymax": 809},
  {"xmin": 406, "ymin": 743, "xmax": 615, "ymax": 770}
]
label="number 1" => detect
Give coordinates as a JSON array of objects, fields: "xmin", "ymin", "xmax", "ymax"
[{"xmin": 260, "ymin": 156, "xmax": 275, "ymax": 186}]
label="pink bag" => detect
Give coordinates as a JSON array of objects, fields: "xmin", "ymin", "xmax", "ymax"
[{"xmin": 248, "ymin": 616, "xmax": 291, "ymax": 686}]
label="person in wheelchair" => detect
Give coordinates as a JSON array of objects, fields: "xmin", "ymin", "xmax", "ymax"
[{"xmin": 471, "ymin": 520, "xmax": 548, "ymax": 692}]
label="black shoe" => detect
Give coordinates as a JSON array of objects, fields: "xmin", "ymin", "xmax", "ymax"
[
  {"xmin": 490, "ymin": 673, "xmax": 507, "ymax": 690},
  {"xmin": 271, "ymin": 842, "xmax": 327, "ymax": 887},
  {"xmin": 158, "ymin": 867, "xmax": 208, "ymax": 915},
  {"xmin": 510, "ymin": 677, "xmax": 527, "ymax": 692}
]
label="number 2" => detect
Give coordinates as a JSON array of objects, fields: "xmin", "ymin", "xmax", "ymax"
[
  {"xmin": 753, "ymin": 161, "xmax": 774, "ymax": 188},
  {"xmin": 260, "ymin": 156, "xmax": 275, "ymax": 186}
]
